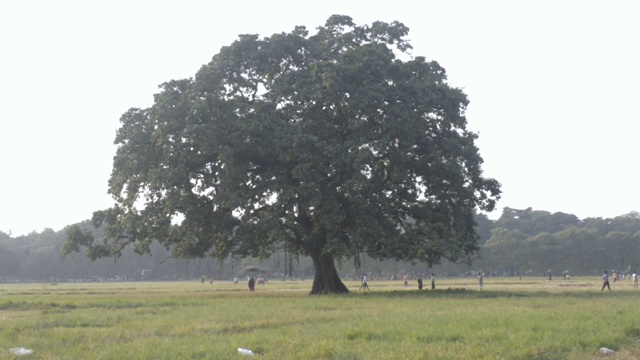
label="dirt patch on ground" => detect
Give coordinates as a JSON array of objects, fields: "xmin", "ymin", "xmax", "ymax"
[{"xmin": 557, "ymin": 283, "xmax": 592, "ymax": 287}]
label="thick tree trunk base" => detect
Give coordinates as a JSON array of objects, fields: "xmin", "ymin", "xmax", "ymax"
[{"xmin": 309, "ymin": 253, "xmax": 349, "ymax": 295}]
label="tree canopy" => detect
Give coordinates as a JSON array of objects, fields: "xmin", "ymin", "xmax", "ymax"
[{"xmin": 65, "ymin": 15, "xmax": 501, "ymax": 294}]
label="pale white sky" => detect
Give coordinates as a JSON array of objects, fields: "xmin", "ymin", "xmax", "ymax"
[{"xmin": 1, "ymin": 1, "xmax": 638, "ymax": 236}]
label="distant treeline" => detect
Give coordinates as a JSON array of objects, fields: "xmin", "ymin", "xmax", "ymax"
[{"xmin": 1, "ymin": 207, "xmax": 639, "ymax": 282}]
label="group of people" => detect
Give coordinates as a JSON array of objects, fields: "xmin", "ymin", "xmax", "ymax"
[
  {"xmin": 402, "ymin": 273, "xmax": 437, "ymax": 290},
  {"xmin": 363, "ymin": 273, "xmax": 438, "ymax": 290},
  {"xmin": 246, "ymin": 270, "xmax": 638, "ymax": 293},
  {"xmin": 601, "ymin": 270, "xmax": 638, "ymax": 291},
  {"xmin": 421, "ymin": 272, "xmax": 483, "ymax": 291},
  {"xmin": 367, "ymin": 272, "xmax": 484, "ymax": 291},
  {"xmin": 419, "ymin": 274, "xmax": 437, "ymax": 290},
  {"xmin": 411, "ymin": 273, "xmax": 437, "ymax": 290}
]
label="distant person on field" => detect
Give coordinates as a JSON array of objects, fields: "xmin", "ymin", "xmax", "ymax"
[
  {"xmin": 633, "ymin": 271, "xmax": 638, "ymax": 289},
  {"xmin": 359, "ymin": 274, "xmax": 369, "ymax": 290},
  {"xmin": 601, "ymin": 271, "xmax": 611, "ymax": 291},
  {"xmin": 430, "ymin": 273, "xmax": 436, "ymax": 290},
  {"xmin": 403, "ymin": 273, "xmax": 409, "ymax": 287},
  {"xmin": 477, "ymin": 272, "xmax": 484, "ymax": 290},
  {"xmin": 248, "ymin": 276, "xmax": 256, "ymax": 292},
  {"xmin": 417, "ymin": 276, "xmax": 423, "ymax": 290}
]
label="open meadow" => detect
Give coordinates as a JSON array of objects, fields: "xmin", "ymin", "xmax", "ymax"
[{"xmin": 2, "ymin": 276, "xmax": 640, "ymax": 359}]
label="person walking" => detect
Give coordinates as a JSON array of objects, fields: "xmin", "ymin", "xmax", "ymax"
[
  {"xmin": 248, "ymin": 276, "xmax": 256, "ymax": 292},
  {"xmin": 403, "ymin": 273, "xmax": 409, "ymax": 287},
  {"xmin": 430, "ymin": 273, "xmax": 436, "ymax": 290},
  {"xmin": 359, "ymin": 274, "xmax": 369, "ymax": 290},
  {"xmin": 601, "ymin": 271, "xmax": 611, "ymax": 291},
  {"xmin": 417, "ymin": 276, "xmax": 423, "ymax": 290},
  {"xmin": 633, "ymin": 271, "xmax": 638, "ymax": 289},
  {"xmin": 477, "ymin": 272, "xmax": 484, "ymax": 291}
]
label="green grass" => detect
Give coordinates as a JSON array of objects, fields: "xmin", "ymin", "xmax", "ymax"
[{"xmin": 1, "ymin": 277, "xmax": 640, "ymax": 359}]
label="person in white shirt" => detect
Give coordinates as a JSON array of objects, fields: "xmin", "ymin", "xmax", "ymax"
[
  {"xmin": 359, "ymin": 275, "xmax": 369, "ymax": 290},
  {"xmin": 633, "ymin": 271, "xmax": 638, "ymax": 289}
]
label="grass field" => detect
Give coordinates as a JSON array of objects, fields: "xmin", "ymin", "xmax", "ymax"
[{"xmin": 1, "ymin": 276, "xmax": 640, "ymax": 359}]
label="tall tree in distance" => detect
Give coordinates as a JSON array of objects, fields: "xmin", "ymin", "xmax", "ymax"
[{"xmin": 65, "ymin": 15, "xmax": 500, "ymax": 294}]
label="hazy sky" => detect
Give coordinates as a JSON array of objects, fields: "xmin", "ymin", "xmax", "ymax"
[{"xmin": 1, "ymin": 1, "xmax": 638, "ymax": 236}]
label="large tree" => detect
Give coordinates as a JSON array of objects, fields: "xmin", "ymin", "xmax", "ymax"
[{"xmin": 65, "ymin": 15, "xmax": 500, "ymax": 294}]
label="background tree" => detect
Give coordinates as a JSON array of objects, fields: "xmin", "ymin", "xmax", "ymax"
[
  {"xmin": 608, "ymin": 212, "xmax": 640, "ymax": 234},
  {"xmin": 474, "ymin": 212, "xmax": 495, "ymax": 245},
  {"xmin": 554, "ymin": 226, "xmax": 604, "ymax": 274},
  {"xmin": 4, "ymin": 207, "xmax": 640, "ymax": 282},
  {"xmin": 0, "ymin": 231, "xmax": 20, "ymax": 280},
  {"xmin": 482, "ymin": 227, "xmax": 526, "ymax": 275},
  {"xmin": 64, "ymin": 15, "xmax": 500, "ymax": 294},
  {"xmin": 21, "ymin": 228, "xmax": 65, "ymax": 281},
  {"xmin": 521, "ymin": 232, "xmax": 561, "ymax": 274},
  {"xmin": 494, "ymin": 207, "xmax": 580, "ymax": 237},
  {"xmin": 605, "ymin": 231, "xmax": 637, "ymax": 273}
]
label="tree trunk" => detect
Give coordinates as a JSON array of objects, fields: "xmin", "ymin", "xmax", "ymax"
[{"xmin": 309, "ymin": 252, "xmax": 349, "ymax": 294}]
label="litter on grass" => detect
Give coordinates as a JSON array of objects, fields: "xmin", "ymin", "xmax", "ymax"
[
  {"xmin": 10, "ymin": 347, "xmax": 33, "ymax": 356},
  {"xmin": 238, "ymin": 348, "xmax": 255, "ymax": 356},
  {"xmin": 600, "ymin": 347, "xmax": 615, "ymax": 355}
]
